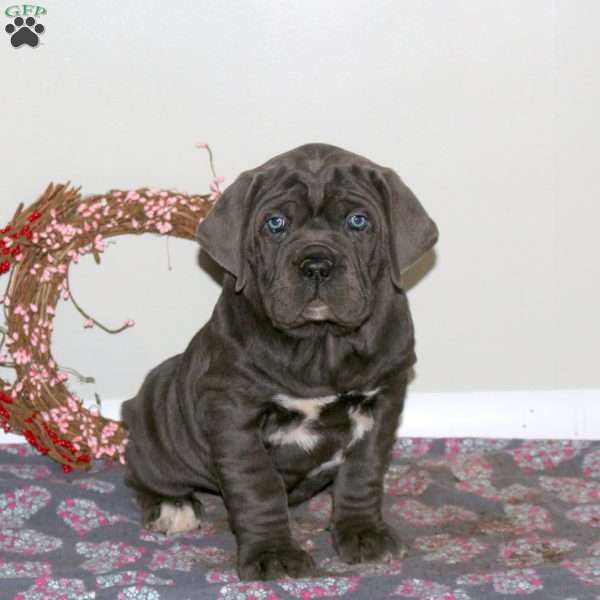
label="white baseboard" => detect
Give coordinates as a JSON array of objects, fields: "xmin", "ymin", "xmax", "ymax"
[
  {"xmin": 1, "ymin": 388, "xmax": 599, "ymax": 444},
  {"xmin": 399, "ymin": 388, "xmax": 600, "ymax": 440}
]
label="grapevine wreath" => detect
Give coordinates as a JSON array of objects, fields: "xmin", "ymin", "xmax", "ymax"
[{"xmin": 0, "ymin": 147, "xmax": 221, "ymax": 472}]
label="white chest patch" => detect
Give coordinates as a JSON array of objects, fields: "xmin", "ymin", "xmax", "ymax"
[
  {"xmin": 347, "ymin": 387, "xmax": 379, "ymax": 446},
  {"xmin": 267, "ymin": 389, "xmax": 380, "ymax": 454},
  {"xmin": 348, "ymin": 407, "xmax": 375, "ymax": 446},
  {"xmin": 266, "ymin": 393, "xmax": 336, "ymax": 452},
  {"xmin": 308, "ymin": 449, "xmax": 345, "ymax": 477},
  {"xmin": 272, "ymin": 393, "xmax": 337, "ymax": 419},
  {"xmin": 267, "ymin": 421, "xmax": 321, "ymax": 452}
]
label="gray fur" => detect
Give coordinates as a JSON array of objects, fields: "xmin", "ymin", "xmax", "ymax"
[{"xmin": 122, "ymin": 143, "xmax": 438, "ymax": 580}]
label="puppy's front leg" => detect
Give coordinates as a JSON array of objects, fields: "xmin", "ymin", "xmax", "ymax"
[
  {"xmin": 332, "ymin": 379, "xmax": 408, "ymax": 564},
  {"xmin": 205, "ymin": 395, "xmax": 316, "ymax": 581}
]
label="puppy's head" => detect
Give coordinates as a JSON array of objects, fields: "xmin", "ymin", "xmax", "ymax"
[{"xmin": 197, "ymin": 143, "xmax": 438, "ymax": 336}]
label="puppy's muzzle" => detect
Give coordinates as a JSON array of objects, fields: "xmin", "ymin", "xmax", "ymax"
[
  {"xmin": 298, "ymin": 246, "xmax": 336, "ymax": 282},
  {"xmin": 300, "ymin": 255, "xmax": 334, "ymax": 280}
]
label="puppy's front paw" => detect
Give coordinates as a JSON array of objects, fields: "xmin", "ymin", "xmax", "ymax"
[
  {"xmin": 146, "ymin": 501, "xmax": 202, "ymax": 535},
  {"xmin": 333, "ymin": 521, "xmax": 407, "ymax": 564},
  {"xmin": 238, "ymin": 543, "xmax": 316, "ymax": 581}
]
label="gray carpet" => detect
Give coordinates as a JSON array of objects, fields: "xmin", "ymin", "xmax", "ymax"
[{"xmin": 1, "ymin": 438, "xmax": 599, "ymax": 599}]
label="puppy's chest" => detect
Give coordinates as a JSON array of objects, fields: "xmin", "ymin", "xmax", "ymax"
[{"xmin": 263, "ymin": 389, "xmax": 379, "ymax": 455}]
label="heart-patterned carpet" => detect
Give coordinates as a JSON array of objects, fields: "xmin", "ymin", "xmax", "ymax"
[{"xmin": 0, "ymin": 438, "xmax": 599, "ymax": 599}]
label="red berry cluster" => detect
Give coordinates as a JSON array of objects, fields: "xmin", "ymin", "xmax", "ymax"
[
  {"xmin": 0, "ymin": 391, "xmax": 92, "ymax": 473},
  {"xmin": 41, "ymin": 420, "xmax": 92, "ymax": 473},
  {"xmin": 0, "ymin": 389, "xmax": 12, "ymax": 432},
  {"xmin": 0, "ymin": 211, "xmax": 41, "ymax": 276}
]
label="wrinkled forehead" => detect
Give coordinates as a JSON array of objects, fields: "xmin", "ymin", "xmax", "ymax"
[{"xmin": 255, "ymin": 148, "xmax": 378, "ymax": 213}]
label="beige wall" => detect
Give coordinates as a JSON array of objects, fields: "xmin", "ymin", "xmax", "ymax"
[{"xmin": 1, "ymin": 0, "xmax": 599, "ymax": 406}]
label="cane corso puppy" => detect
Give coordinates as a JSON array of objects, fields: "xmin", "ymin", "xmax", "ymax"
[{"xmin": 122, "ymin": 143, "xmax": 438, "ymax": 580}]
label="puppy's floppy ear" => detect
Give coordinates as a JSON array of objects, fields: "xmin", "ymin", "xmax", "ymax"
[
  {"xmin": 371, "ymin": 167, "xmax": 438, "ymax": 288},
  {"xmin": 197, "ymin": 171, "xmax": 262, "ymax": 292}
]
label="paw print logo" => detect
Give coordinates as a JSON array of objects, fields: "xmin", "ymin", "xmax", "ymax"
[{"xmin": 5, "ymin": 16, "xmax": 45, "ymax": 48}]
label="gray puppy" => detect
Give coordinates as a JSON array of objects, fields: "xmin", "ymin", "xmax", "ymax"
[{"xmin": 121, "ymin": 143, "xmax": 438, "ymax": 581}]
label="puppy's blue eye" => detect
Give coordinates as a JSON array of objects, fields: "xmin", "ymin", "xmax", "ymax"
[
  {"xmin": 266, "ymin": 215, "xmax": 287, "ymax": 234},
  {"xmin": 347, "ymin": 213, "xmax": 369, "ymax": 231}
]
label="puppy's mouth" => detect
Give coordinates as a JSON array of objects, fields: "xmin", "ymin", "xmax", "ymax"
[
  {"xmin": 301, "ymin": 299, "xmax": 334, "ymax": 322},
  {"xmin": 268, "ymin": 296, "xmax": 371, "ymax": 335},
  {"xmin": 297, "ymin": 297, "xmax": 370, "ymax": 329}
]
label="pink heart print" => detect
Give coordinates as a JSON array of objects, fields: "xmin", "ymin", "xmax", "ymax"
[
  {"xmin": 57, "ymin": 497, "xmax": 130, "ymax": 535},
  {"xmin": 0, "ymin": 559, "xmax": 51, "ymax": 578},
  {"xmin": 117, "ymin": 586, "xmax": 162, "ymax": 600},
  {"xmin": 503, "ymin": 504, "xmax": 554, "ymax": 534},
  {"xmin": 148, "ymin": 543, "xmax": 232, "ymax": 572},
  {"xmin": 392, "ymin": 578, "xmax": 472, "ymax": 599},
  {"xmin": 75, "ymin": 540, "xmax": 146, "ymax": 574},
  {"xmin": 539, "ymin": 476, "xmax": 600, "ymax": 503},
  {"xmin": 583, "ymin": 449, "xmax": 600, "ymax": 478},
  {"xmin": 446, "ymin": 454, "xmax": 493, "ymax": 481},
  {"xmin": 14, "ymin": 577, "xmax": 94, "ymax": 600},
  {"xmin": 96, "ymin": 570, "xmax": 174, "ymax": 589},
  {"xmin": 457, "ymin": 479, "xmax": 541, "ymax": 503},
  {"xmin": 588, "ymin": 540, "xmax": 600, "ymax": 556},
  {"xmin": 391, "ymin": 499, "xmax": 478, "ymax": 527},
  {"xmin": 499, "ymin": 534, "xmax": 577, "ymax": 568},
  {"xmin": 278, "ymin": 576, "xmax": 360, "ymax": 598},
  {"xmin": 562, "ymin": 557, "xmax": 600, "ymax": 586},
  {"xmin": 320, "ymin": 555, "xmax": 404, "ymax": 576},
  {"xmin": 217, "ymin": 581, "xmax": 280, "ymax": 600},
  {"xmin": 508, "ymin": 440, "xmax": 591, "ymax": 472},
  {"xmin": 414, "ymin": 534, "xmax": 488, "ymax": 564},
  {"xmin": 116, "ymin": 586, "xmax": 161, "ymax": 600},
  {"xmin": 0, "ymin": 528, "xmax": 62, "ymax": 555},
  {"xmin": 384, "ymin": 465, "xmax": 432, "ymax": 497},
  {"xmin": 205, "ymin": 568, "xmax": 240, "ymax": 584},
  {"xmin": 0, "ymin": 465, "xmax": 52, "ymax": 480},
  {"xmin": 445, "ymin": 438, "xmax": 511, "ymax": 458},
  {"xmin": 565, "ymin": 504, "xmax": 600, "ymax": 528},
  {"xmin": 423, "ymin": 454, "xmax": 540, "ymax": 503},
  {"xmin": 393, "ymin": 438, "xmax": 435, "ymax": 460},
  {"xmin": 457, "ymin": 568, "xmax": 544, "ymax": 595},
  {"xmin": 0, "ymin": 486, "xmax": 51, "ymax": 527}
]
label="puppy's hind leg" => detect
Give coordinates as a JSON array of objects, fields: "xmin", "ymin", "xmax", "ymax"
[{"xmin": 136, "ymin": 490, "xmax": 203, "ymax": 535}]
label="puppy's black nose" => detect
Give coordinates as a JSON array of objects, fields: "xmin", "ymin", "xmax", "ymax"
[{"xmin": 300, "ymin": 254, "xmax": 334, "ymax": 280}]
